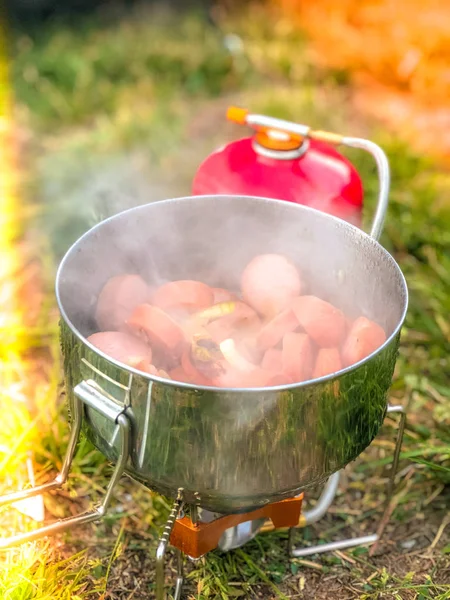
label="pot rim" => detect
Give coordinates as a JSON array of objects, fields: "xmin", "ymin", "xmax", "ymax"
[{"xmin": 55, "ymin": 194, "xmax": 409, "ymax": 394}]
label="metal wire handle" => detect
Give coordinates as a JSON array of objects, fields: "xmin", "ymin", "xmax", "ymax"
[
  {"xmin": 0, "ymin": 380, "xmax": 131, "ymax": 549},
  {"xmin": 341, "ymin": 137, "xmax": 390, "ymax": 241},
  {"xmin": 230, "ymin": 110, "xmax": 391, "ymax": 243}
]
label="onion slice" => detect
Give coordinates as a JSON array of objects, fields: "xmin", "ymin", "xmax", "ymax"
[{"xmin": 219, "ymin": 338, "xmax": 256, "ymax": 372}]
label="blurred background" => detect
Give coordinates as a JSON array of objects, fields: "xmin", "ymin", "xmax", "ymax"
[{"xmin": 1, "ymin": 1, "xmax": 449, "ymax": 598}]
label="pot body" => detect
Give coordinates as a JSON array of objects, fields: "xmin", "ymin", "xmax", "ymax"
[
  {"xmin": 57, "ymin": 195, "xmax": 407, "ymax": 513},
  {"xmin": 192, "ymin": 138, "xmax": 364, "ymax": 227}
]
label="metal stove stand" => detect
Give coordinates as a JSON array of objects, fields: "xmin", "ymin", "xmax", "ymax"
[{"xmin": 156, "ymin": 404, "xmax": 406, "ymax": 600}]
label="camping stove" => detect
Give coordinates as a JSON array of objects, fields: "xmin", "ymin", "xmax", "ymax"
[{"xmin": 153, "ymin": 404, "xmax": 406, "ymax": 599}]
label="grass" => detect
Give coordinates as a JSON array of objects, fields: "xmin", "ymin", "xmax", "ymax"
[
  {"xmin": 0, "ymin": 545, "xmax": 101, "ymax": 600},
  {"xmin": 1, "ymin": 1, "xmax": 450, "ymax": 598}
]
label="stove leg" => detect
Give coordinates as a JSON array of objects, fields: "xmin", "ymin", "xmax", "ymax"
[
  {"xmin": 382, "ymin": 405, "xmax": 407, "ymax": 512},
  {"xmin": 289, "ymin": 404, "xmax": 406, "ymax": 559},
  {"xmin": 288, "ymin": 471, "xmax": 341, "ymax": 557},
  {"xmin": 155, "ymin": 492, "xmax": 184, "ymax": 600},
  {"xmin": 174, "ymin": 548, "xmax": 184, "ymax": 600},
  {"xmin": 290, "ymin": 531, "xmax": 378, "ymax": 557},
  {"xmin": 368, "ymin": 404, "xmax": 406, "ymax": 556}
]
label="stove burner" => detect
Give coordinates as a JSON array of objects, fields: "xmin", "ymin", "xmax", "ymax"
[{"xmin": 170, "ymin": 495, "xmax": 304, "ymax": 558}]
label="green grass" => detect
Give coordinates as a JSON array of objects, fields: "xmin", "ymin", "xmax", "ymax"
[
  {"xmin": 2, "ymin": 2, "xmax": 450, "ymax": 598},
  {"xmin": 12, "ymin": 6, "xmax": 239, "ymax": 129}
]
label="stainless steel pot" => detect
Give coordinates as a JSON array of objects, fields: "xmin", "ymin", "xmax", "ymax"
[
  {"xmin": 54, "ymin": 185, "xmax": 407, "ymax": 513},
  {"xmin": 0, "ymin": 132, "xmax": 408, "ymax": 566}
]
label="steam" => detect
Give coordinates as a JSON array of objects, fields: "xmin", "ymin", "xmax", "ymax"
[
  {"xmin": 59, "ymin": 193, "xmax": 402, "ymax": 346},
  {"xmin": 38, "ymin": 150, "xmax": 190, "ymax": 263}
]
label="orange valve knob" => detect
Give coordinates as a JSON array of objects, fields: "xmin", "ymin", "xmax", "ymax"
[{"xmin": 226, "ymin": 106, "xmax": 249, "ymax": 125}]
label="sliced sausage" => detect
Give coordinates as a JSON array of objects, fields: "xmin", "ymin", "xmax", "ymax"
[
  {"xmin": 313, "ymin": 348, "xmax": 342, "ymax": 379},
  {"xmin": 292, "ymin": 295, "xmax": 346, "ymax": 348},
  {"xmin": 204, "ymin": 302, "xmax": 260, "ymax": 344},
  {"xmin": 235, "ymin": 336, "xmax": 263, "ymax": 365},
  {"xmin": 261, "ymin": 348, "xmax": 283, "ymax": 373},
  {"xmin": 341, "ymin": 316, "xmax": 387, "ymax": 367},
  {"xmin": 152, "ymin": 280, "xmax": 214, "ymax": 313},
  {"xmin": 211, "ymin": 287, "xmax": 239, "ymax": 304},
  {"xmin": 241, "ymin": 254, "xmax": 302, "ymax": 318},
  {"xmin": 256, "ymin": 308, "xmax": 300, "ymax": 351},
  {"xmin": 212, "ymin": 366, "xmax": 273, "ymax": 388},
  {"xmin": 203, "ymin": 318, "xmax": 233, "ymax": 344},
  {"xmin": 126, "ymin": 304, "xmax": 186, "ymax": 360},
  {"xmin": 181, "ymin": 349, "xmax": 215, "ymax": 385},
  {"xmin": 135, "ymin": 361, "xmax": 162, "ymax": 376},
  {"xmin": 133, "ymin": 361, "xmax": 170, "ymax": 378},
  {"xmin": 87, "ymin": 331, "xmax": 152, "ymax": 367},
  {"xmin": 127, "ymin": 357, "xmax": 155, "ymax": 372},
  {"xmin": 282, "ymin": 332, "xmax": 314, "ymax": 382},
  {"xmin": 95, "ymin": 274, "xmax": 151, "ymax": 331},
  {"xmin": 158, "ymin": 369, "xmax": 171, "ymax": 379},
  {"xmin": 265, "ymin": 372, "xmax": 294, "ymax": 386},
  {"xmin": 169, "ymin": 366, "xmax": 192, "ymax": 384}
]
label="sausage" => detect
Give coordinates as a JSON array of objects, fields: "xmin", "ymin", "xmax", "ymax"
[
  {"xmin": 235, "ymin": 336, "xmax": 263, "ymax": 365},
  {"xmin": 158, "ymin": 369, "xmax": 171, "ymax": 379},
  {"xmin": 211, "ymin": 287, "xmax": 239, "ymax": 304},
  {"xmin": 256, "ymin": 308, "xmax": 300, "ymax": 351},
  {"xmin": 95, "ymin": 274, "xmax": 151, "ymax": 331},
  {"xmin": 261, "ymin": 348, "xmax": 283, "ymax": 373},
  {"xmin": 341, "ymin": 316, "xmax": 387, "ymax": 367},
  {"xmin": 127, "ymin": 357, "xmax": 155, "ymax": 372},
  {"xmin": 266, "ymin": 372, "xmax": 294, "ymax": 386},
  {"xmin": 203, "ymin": 302, "xmax": 260, "ymax": 327},
  {"xmin": 87, "ymin": 331, "xmax": 152, "ymax": 367},
  {"xmin": 169, "ymin": 366, "xmax": 192, "ymax": 384},
  {"xmin": 204, "ymin": 302, "xmax": 260, "ymax": 344},
  {"xmin": 126, "ymin": 304, "xmax": 186, "ymax": 360},
  {"xmin": 181, "ymin": 350, "xmax": 215, "ymax": 386},
  {"xmin": 204, "ymin": 318, "xmax": 234, "ymax": 344},
  {"xmin": 241, "ymin": 254, "xmax": 302, "ymax": 318},
  {"xmin": 212, "ymin": 366, "xmax": 273, "ymax": 388},
  {"xmin": 282, "ymin": 332, "xmax": 314, "ymax": 382},
  {"xmin": 147, "ymin": 345, "xmax": 179, "ymax": 373},
  {"xmin": 292, "ymin": 295, "xmax": 346, "ymax": 348},
  {"xmin": 133, "ymin": 361, "xmax": 170, "ymax": 378},
  {"xmin": 312, "ymin": 348, "xmax": 342, "ymax": 379},
  {"xmin": 152, "ymin": 280, "xmax": 214, "ymax": 313}
]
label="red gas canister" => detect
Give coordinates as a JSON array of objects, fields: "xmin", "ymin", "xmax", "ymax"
[{"xmin": 193, "ymin": 107, "xmax": 364, "ymax": 227}]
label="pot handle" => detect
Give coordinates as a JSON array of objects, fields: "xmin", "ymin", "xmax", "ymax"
[{"xmin": 0, "ymin": 380, "xmax": 130, "ymax": 549}]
